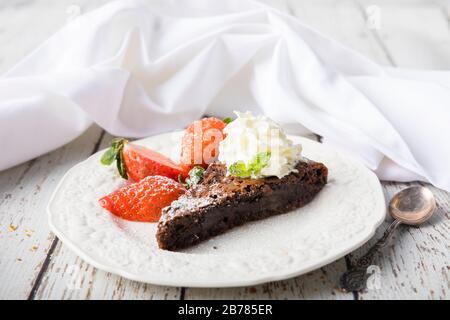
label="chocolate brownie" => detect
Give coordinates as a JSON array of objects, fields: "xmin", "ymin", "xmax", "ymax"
[{"xmin": 156, "ymin": 160, "xmax": 328, "ymax": 251}]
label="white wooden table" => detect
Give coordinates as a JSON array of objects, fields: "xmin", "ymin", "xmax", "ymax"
[{"xmin": 0, "ymin": 0, "xmax": 449, "ymax": 300}]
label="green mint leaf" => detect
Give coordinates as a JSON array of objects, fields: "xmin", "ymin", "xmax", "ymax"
[
  {"xmin": 229, "ymin": 161, "xmax": 250, "ymax": 178},
  {"xmin": 229, "ymin": 152, "xmax": 271, "ymax": 178},
  {"xmin": 178, "ymin": 173, "xmax": 184, "ymax": 184},
  {"xmin": 186, "ymin": 166, "xmax": 205, "ymax": 189},
  {"xmin": 101, "ymin": 138, "xmax": 128, "ymax": 179},
  {"xmin": 248, "ymin": 151, "xmax": 271, "ymax": 175},
  {"xmin": 223, "ymin": 117, "xmax": 233, "ymax": 124},
  {"xmin": 100, "ymin": 147, "xmax": 117, "ymax": 165}
]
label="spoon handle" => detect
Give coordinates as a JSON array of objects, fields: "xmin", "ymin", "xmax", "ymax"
[
  {"xmin": 340, "ymin": 219, "xmax": 401, "ymax": 292},
  {"xmin": 355, "ymin": 219, "xmax": 401, "ymax": 268}
]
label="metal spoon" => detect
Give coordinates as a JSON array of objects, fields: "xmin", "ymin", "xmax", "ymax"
[{"xmin": 340, "ymin": 186, "xmax": 436, "ymax": 292}]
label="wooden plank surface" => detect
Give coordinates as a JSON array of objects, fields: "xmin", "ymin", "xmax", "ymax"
[
  {"xmin": 356, "ymin": 0, "xmax": 450, "ymax": 69},
  {"xmin": 184, "ymin": 261, "xmax": 352, "ymax": 300},
  {"xmin": 0, "ymin": 125, "xmax": 104, "ymax": 299},
  {"xmin": 0, "ymin": 0, "xmax": 449, "ymax": 300},
  {"xmin": 32, "ymin": 239, "xmax": 181, "ymax": 300},
  {"xmin": 0, "ymin": 0, "xmax": 108, "ymax": 74}
]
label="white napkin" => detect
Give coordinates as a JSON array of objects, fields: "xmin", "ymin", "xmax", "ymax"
[{"xmin": 1, "ymin": 0, "xmax": 449, "ymax": 191}]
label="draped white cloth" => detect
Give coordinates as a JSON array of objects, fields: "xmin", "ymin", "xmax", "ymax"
[{"xmin": 1, "ymin": 0, "xmax": 449, "ymax": 191}]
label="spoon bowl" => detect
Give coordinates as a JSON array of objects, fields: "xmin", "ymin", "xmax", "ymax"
[{"xmin": 389, "ymin": 186, "xmax": 436, "ymax": 225}]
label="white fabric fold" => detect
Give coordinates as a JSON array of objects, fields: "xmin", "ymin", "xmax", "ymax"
[{"xmin": 1, "ymin": 0, "xmax": 449, "ymax": 191}]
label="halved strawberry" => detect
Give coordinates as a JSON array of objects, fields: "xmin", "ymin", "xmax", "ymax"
[
  {"xmin": 123, "ymin": 143, "xmax": 187, "ymax": 182},
  {"xmin": 99, "ymin": 175, "xmax": 185, "ymax": 222},
  {"xmin": 101, "ymin": 138, "xmax": 187, "ymax": 182}
]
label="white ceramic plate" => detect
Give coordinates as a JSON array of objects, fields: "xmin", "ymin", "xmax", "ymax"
[{"xmin": 48, "ymin": 132, "xmax": 385, "ymax": 287}]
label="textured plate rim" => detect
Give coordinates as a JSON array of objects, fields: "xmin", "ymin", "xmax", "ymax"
[{"xmin": 48, "ymin": 135, "xmax": 386, "ymax": 288}]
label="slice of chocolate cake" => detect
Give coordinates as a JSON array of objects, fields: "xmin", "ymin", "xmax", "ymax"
[{"xmin": 156, "ymin": 160, "xmax": 328, "ymax": 251}]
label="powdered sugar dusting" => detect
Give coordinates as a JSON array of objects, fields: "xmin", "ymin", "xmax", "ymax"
[{"xmin": 160, "ymin": 196, "xmax": 213, "ymax": 222}]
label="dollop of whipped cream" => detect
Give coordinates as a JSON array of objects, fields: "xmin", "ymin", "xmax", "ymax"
[{"xmin": 218, "ymin": 111, "xmax": 302, "ymax": 179}]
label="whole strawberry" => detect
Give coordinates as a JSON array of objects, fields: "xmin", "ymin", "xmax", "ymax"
[
  {"xmin": 180, "ymin": 117, "xmax": 226, "ymax": 171},
  {"xmin": 101, "ymin": 138, "xmax": 186, "ymax": 182},
  {"xmin": 99, "ymin": 175, "xmax": 185, "ymax": 222}
]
